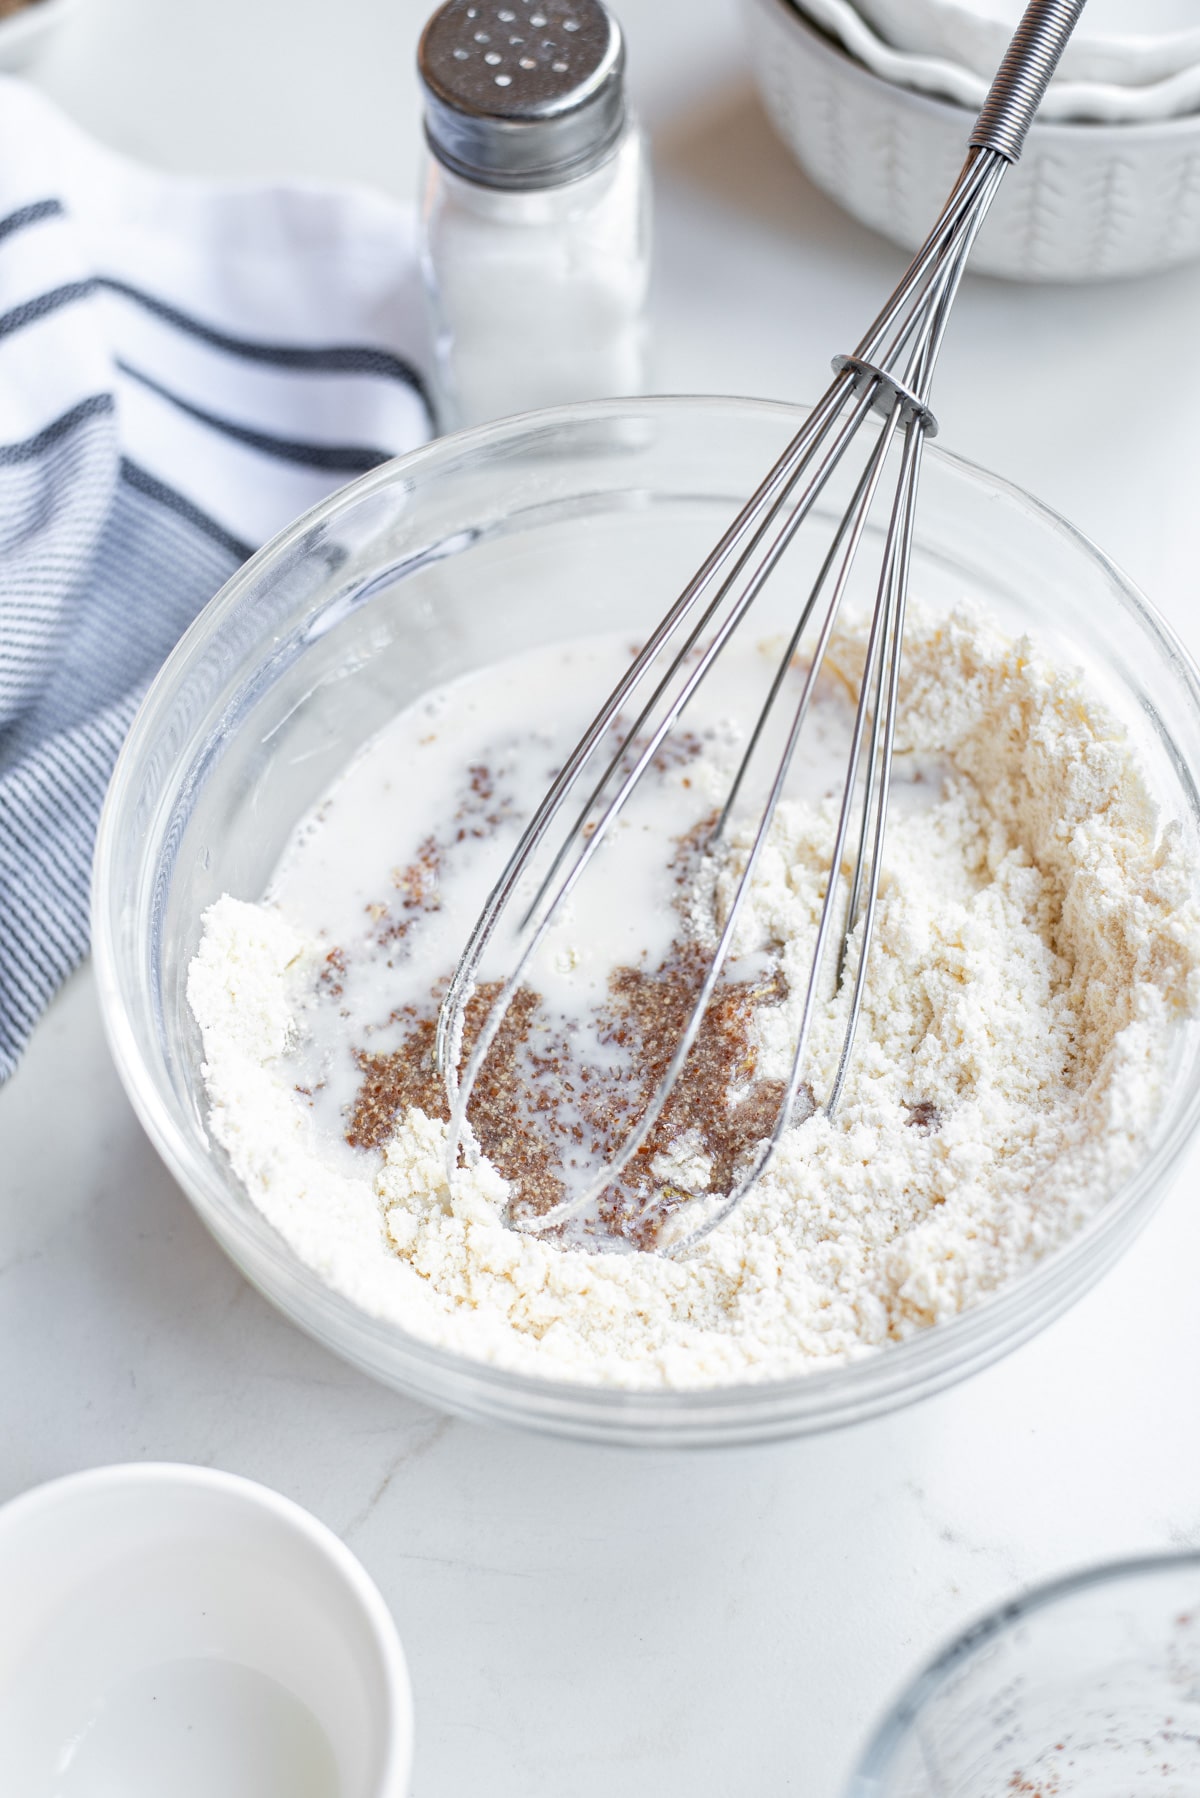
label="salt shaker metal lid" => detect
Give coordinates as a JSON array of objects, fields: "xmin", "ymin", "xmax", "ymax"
[{"xmin": 418, "ymin": 0, "xmax": 627, "ymax": 191}]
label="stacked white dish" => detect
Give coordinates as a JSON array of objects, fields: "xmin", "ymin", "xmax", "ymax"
[
  {"xmin": 802, "ymin": 0, "xmax": 1200, "ymax": 124},
  {"xmin": 857, "ymin": 0, "xmax": 1200, "ymax": 93},
  {"xmin": 744, "ymin": 0, "xmax": 1200, "ymax": 280}
]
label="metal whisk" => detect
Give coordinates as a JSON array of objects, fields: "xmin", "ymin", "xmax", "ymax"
[{"xmin": 435, "ymin": 0, "xmax": 1087, "ymax": 1252}]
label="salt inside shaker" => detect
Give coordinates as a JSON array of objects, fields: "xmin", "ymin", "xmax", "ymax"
[{"xmin": 417, "ymin": 0, "xmax": 650, "ymax": 430}]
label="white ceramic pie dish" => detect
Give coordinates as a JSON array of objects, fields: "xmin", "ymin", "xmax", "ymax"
[
  {"xmin": 856, "ymin": 0, "xmax": 1200, "ymax": 90},
  {"xmin": 800, "ymin": 0, "xmax": 1200, "ymax": 122}
]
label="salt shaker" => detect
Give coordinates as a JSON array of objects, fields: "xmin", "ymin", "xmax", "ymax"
[{"xmin": 417, "ymin": 0, "xmax": 650, "ymax": 431}]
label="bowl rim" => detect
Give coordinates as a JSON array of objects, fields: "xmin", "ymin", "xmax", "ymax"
[
  {"xmin": 848, "ymin": 1547, "xmax": 1200, "ymax": 1789},
  {"xmin": 91, "ymin": 392, "xmax": 1200, "ymax": 1442},
  {"xmin": 755, "ymin": 0, "xmax": 1200, "ymax": 142}
]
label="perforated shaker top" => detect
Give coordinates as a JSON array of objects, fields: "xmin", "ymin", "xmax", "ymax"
[{"xmin": 418, "ymin": 0, "xmax": 627, "ymax": 190}]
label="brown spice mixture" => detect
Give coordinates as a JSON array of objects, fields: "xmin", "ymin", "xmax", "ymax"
[
  {"xmin": 343, "ymin": 724, "xmax": 799, "ymax": 1247},
  {"xmin": 349, "ymin": 984, "xmax": 571, "ymax": 1226},
  {"xmin": 317, "ymin": 946, "xmax": 347, "ymax": 1000},
  {"xmin": 347, "ymin": 942, "xmax": 798, "ymax": 1251},
  {"xmin": 347, "ymin": 942, "xmax": 795, "ymax": 1250},
  {"xmin": 593, "ymin": 944, "xmax": 797, "ymax": 1247},
  {"xmin": 369, "ymin": 759, "xmax": 521, "ymax": 950}
]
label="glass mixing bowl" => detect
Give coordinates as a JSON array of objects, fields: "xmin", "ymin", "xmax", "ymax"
[
  {"xmin": 847, "ymin": 1552, "xmax": 1200, "ymax": 1795},
  {"xmin": 92, "ymin": 396, "xmax": 1200, "ymax": 1448}
]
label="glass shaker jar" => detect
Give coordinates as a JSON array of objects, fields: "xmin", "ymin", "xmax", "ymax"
[{"xmin": 417, "ymin": 0, "xmax": 651, "ymax": 431}]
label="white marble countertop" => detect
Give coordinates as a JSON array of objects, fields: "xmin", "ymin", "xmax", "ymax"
[{"xmin": 6, "ymin": 1, "xmax": 1200, "ymax": 1792}]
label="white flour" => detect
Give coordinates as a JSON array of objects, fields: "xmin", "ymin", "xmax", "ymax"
[{"xmin": 187, "ymin": 607, "xmax": 1200, "ymax": 1389}]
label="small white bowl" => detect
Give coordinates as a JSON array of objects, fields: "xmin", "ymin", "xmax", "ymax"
[
  {"xmin": 745, "ymin": 0, "xmax": 1200, "ymax": 283},
  {"xmin": 0, "ymin": 1464, "xmax": 413, "ymax": 1797},
  {"xmin": 0, "ymin": 0, "xmax": 79, "ymax": 72},
  {"xmin": 856, "ymin": 0, "xmax": 1200, "ymax": 91}
]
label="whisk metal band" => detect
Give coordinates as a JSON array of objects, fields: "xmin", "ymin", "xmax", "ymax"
[{"xmin": 831, "ymin": 356, "xmax": 939, "ymax": 436}]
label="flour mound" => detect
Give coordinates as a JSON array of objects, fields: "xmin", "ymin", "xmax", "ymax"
[{"xmin": 188, "ymin": 607, "xmax": 1200, "ymax": 1389}]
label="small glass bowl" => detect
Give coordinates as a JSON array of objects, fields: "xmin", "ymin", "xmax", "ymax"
[
  {"xmin": 92, "ymin": 396, "xmax": 1200, "ymax": 1448},
  {"xmin": 847, "ymin": 1552, "xmax": 1200, "ymax": 1795}
]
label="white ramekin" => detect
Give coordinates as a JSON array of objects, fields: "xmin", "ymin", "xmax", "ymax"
[{"xmin": 0, "ymin": 1464, "xmax": 413, "ymax": 1796}]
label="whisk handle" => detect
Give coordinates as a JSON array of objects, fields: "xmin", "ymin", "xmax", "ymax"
[{"xmin": 969, "ymin": 0, "xmax": 1087, "ymax": 162}]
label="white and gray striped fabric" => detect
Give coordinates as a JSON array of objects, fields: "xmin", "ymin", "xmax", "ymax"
[{"xmin": 0, "ymin": 77, "xmax": 433, "ymax": 1081}]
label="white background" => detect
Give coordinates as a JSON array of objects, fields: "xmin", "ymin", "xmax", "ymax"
[{"xmin": 5, "ymin": 1, "xmax": 1200, "ymax": 1792}]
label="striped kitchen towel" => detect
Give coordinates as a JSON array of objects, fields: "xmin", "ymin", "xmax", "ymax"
[{"xmin": 0, "ymin": 76, "xmax": 433, "ymax": 1081}]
